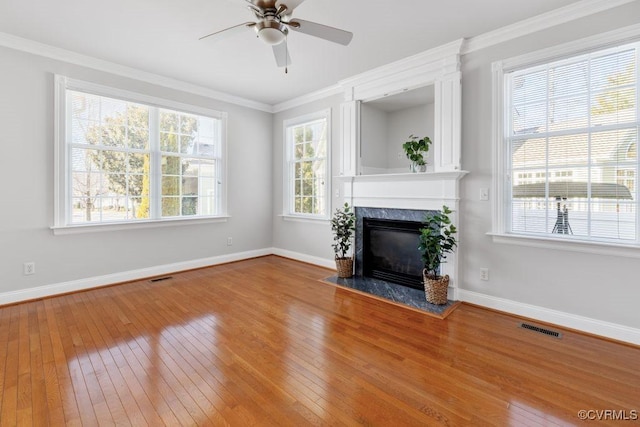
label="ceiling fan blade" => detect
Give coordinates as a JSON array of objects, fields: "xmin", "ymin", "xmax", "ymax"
[
  {"xmin": 272, "ymin": 42, "xmax": 292, "ymax": 68},
  {"xmin": 276, "ymin": 0, "xmax": 306, "ymax": 15},
  {"xmin": 287, "ymin": 19, "xmax": 352, "ymax": 45},
  {"xmin": 199, "ymin": 22, "xmax": 256, "ymax": 41}
]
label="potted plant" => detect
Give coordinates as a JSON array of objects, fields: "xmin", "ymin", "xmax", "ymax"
[
  {"xmin": 418, "ymin": 205, "xmax": 457, "ymax": 304},
  {"xmin": 331, "ymin": 202, "xmax": 356, "ymax": 278},
  {"xmin": 402, "ymin": 134, "xmax": 432, "ymax": 172}
]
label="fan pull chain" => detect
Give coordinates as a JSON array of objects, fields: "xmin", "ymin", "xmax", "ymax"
[{"xmin": 285, "ymin": 34, "xmax": 288, "ymax": 74}]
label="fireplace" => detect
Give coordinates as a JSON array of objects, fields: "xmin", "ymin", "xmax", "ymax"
[
  {"xmin": 355, "ymin": 207, "xmax": 437, "ymax": 290},
  {"xmin": 363, "ymin": 218, "xmax": 424, "ymax": 289}
]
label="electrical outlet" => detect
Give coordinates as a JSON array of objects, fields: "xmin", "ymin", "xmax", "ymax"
[
  {"xmin": 480, "ymin": 268, "xmax": 489, "ymax": 281},
  {"xmin": 227, "ymin": 237, "xmax": 233, "ymax": 246},
  {"xmin": 397, "ymin": 151, "xmax": 403, "ymax": 159},
  {"xmin": 24, "ymin": 262, "xmax": 35, "ymax": 275},
  {"xmin": 335, "ymin": 188, "xmax": 340, "ymax": 198},
  {"xmin": 480, "ymin": 188, "xmax": 490, "ymax": 201}
]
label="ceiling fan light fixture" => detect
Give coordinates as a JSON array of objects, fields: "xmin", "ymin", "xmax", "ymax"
[{"xmin": 255, "ymin": 20, "xmax": 288, "ymax": 45}]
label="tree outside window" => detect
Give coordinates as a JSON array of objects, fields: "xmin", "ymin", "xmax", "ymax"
[{"xmin": 285, "ymin": 111, "xmax": 329, "ymax": 218}]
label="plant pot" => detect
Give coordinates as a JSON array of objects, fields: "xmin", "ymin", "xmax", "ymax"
[
  {"xmin": 423, "ymin": 271, "xmax": 449, "ymax": 305},
  {"xmin": 410, "ymin": 162, "xmax": 426, "ymax": 173},
  {"xmin": 335, "ymin": 257, "xmax": 354, "ymax": 278}
]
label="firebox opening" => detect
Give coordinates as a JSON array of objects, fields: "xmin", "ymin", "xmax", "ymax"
[{"xmin": 363, "ymin": 218, "xmax": 424, "ymax": 290}]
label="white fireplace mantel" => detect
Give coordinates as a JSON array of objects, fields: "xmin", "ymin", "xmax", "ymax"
[
  {"xmin": 337, "ymin": 170, "xmax": 468, "ymax": 300},
  {"xmin": 337, "ymin": 170, "xmax": 468, "ymax": 211}
]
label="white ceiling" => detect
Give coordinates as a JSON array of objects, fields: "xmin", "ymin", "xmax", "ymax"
[{"xmin": 0, "ymin": 0, "xmax": 583, "ymax": 106}]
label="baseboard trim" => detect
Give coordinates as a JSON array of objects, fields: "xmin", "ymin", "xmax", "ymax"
[
  {"xmin": 0, "ymin": 248, "xmax": 272, "ymax": 306},
  {"xmin": 4, "ymin": 250, "xmax": 637, "ymax": 345},
  {"xmin": 270, "ymin": 248, "xmax": 336, "ymax": 270},
  {"xmin": 458, "ymin": 289, "xmax": 640, "ymax": 346}
]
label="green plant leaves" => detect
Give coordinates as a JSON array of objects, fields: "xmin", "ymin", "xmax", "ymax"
[
  {"xmin": 331, "ymin": 202, "xmax": 356, "ymax": 259},
  {"xmin": 402, "ymin": 134, "xmax": 432, "ymax": 165},
  {"xmin": 418, "ymin": 205, "xmax": 457, "ymax": 278}
]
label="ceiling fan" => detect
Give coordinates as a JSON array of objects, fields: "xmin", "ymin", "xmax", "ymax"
[{"xmin": 199, "ymin": 0, "xmax": 353, "ymax": 69}]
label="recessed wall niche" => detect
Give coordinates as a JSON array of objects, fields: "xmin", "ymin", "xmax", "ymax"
[
  {"xmin": 360, "ymin": 86, "xmax": 435, "ymax": 175},
  {"xmin": 338, "ymin": 39, "xmax": 464, "ymax": 177}
]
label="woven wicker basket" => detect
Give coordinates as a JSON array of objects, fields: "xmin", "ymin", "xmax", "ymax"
[
  {"xmin": 335, "ymin": 257, "xmax": 354, "ymax": 278},
  {"xmin": 423, "ymin": 271, "xmax": 449, "ymax": 305}
]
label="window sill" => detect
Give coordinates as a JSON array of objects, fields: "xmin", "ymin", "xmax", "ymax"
[
  {"xmin": 51, "ymin": 216, "xmax": 230, "ymax": 235},
  {"xmin": 279, "ymin": 214, "xmax": 330, "ymax": 224},
  {"xmin": 489, "ymin": 232, "xmax": 640, "ymax": 259}
]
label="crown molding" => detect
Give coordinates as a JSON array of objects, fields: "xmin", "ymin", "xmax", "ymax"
[
  {"xmin": 339, "ymin": 39, "xmax": 465, "ymax": 90},
  {"xmin": 0, "ymin": 0, "xmax": 634, "ymax": 112},
  {"xmin": 461, "ymin": 0, "xmax": 638, "ymax": 55},
  {"xmin": 273, "ymin": 0, "xmax": 634, "ymax": 109},
  {"xmin": 0, "ymin": 32, "xmax": 273, "ymax": 113},
  {"xmin": 496, "ymin": 22, "xmax": 640, "ymax": 71},
  {"xmin": 272, "ymin": 84, "xmax": 342, "ymax": 113}
]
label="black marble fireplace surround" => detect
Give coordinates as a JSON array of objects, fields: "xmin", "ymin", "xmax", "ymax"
[{"xmin": 355, "ymin": 207, "xmax": 437, "ymax": 286}]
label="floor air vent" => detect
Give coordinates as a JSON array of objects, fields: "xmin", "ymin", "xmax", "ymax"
[
  {"xmin": 150, "ymin": 276, "xmax": 173, "ymax": 283},
  {"xmin": 520, "ymin": 323, "xmax": 562, "ymax": 339}
]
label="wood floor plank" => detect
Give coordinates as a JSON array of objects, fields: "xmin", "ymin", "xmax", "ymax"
[
  {"xmin": 0, "ymin": 255, "xmax": 638, "ymax": 426},
  {"xmin": 52, "ymin": 296, "xmax": 101, "ymax": 426},
  {"xmin": 76, "ymin": 289, "xmax": 189, "ymax": 426},
  {"xmin": 90, "ymin": 291, "xmax": 193, "ymax": 426},
  {"xmin": 0, "ymin": 303, "xmax": 12, "ymax": 417},
  {"xmin": 35, "ymin": 302, "xmax": 66, "ymax": 426},
  {"xmin": 67, "ymin": 293, "xmax": 131, "ymax": 426},
  {"xmin": 16, "ymin": 304, "xmax": 33, "ymax": 425},
  {"xmin": 1, "ymin": 306, "xmax": 20, "ymax": 427},
  {"xmin": 28, "ymin": 302, "xmax": 49, "ymax": 425},
  {"xmin": 42, "ymin": 298, "xmax": 82, "ymax": 425}
]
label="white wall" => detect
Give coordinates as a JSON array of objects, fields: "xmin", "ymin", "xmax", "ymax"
[
  {"xmin": 0, "ymin": 46, "xmax": 273, "ymax": 296},
  {"xmin": 459, "ymin": 2, "xmax": 640, "ymax": 331}
]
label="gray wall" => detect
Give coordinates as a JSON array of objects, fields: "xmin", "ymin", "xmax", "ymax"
[
  {"xmin": 0, "ymin": 46, "xmax": 273, "ymax": 293},
  {"xmin": 360, "ymin": 103, "xmax": 435, "ymax": 173},
  {"xmin": 460, "ymin": 2, "xmax": 640, "ymax": 329},
  {"xmin": 271, "ymin": 3, "xmax": 640, "ymax": 331},
  {"xmin": 2, "ymin": 1, "xmax": 639, "ymax": 334},
  {"xmin": 271, "ymin": 94, "xmax": 342, "ymax": 261},
  {"xmin": 360, "ymin": 103, "xmax": 388, "ymax": 172},
  {"xmin": 386, "ymin": 104, "xmax": 434, "ymax": 171}
]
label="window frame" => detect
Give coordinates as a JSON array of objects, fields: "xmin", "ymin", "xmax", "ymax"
[
  {"xmin": 53, "ymin": 75, "xmax": 228, "ymax": 233},
  {"xmin": 491, "ymin": 26, "xmax": 640, "ymax": 256},
  {"xmin": 282, "ymin": 109, "xmax": 331, "ymax": 221}
]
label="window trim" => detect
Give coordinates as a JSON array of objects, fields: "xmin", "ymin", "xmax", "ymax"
[
  {"xmin": 53, "ymin": 75, "xmax": 228, "ymax": 231},
  {"xmin": 282, "ymin": 109, "xmax": 331, "ymax": 220},
  {"xmin": 491, "ymin": 24, "xmax": 640, "ymax": 254}
]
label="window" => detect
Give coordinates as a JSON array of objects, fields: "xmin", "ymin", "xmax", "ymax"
[
  {"xmin": 495, "ymin": 39, "xmax": 639, "ymax": 245},
  {"xmin": 283, "ymin": 110, "xmax": 330, "ymax": 218},
  {"xmin": 54, "ymin": 76, "xmax": 226, "ymax": 228}
]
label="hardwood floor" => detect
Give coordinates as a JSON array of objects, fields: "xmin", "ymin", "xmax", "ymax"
[{"xmin": 0, "ymin": 255, "xmax": 638, "ymax": 426}]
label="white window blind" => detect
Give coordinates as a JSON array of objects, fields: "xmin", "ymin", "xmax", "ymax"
[{"xmin": 506, "ymin": 42, "xmax": 639, "ymax": 243}]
